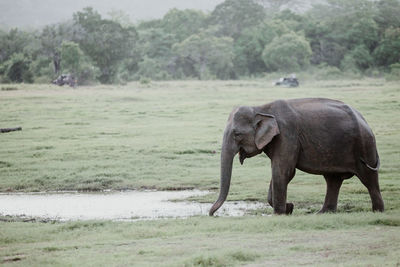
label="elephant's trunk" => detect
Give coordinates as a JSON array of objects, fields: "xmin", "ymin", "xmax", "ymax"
[{"xmin": 209, "ymin": 133, "xmax": 236, "ymax": 216}]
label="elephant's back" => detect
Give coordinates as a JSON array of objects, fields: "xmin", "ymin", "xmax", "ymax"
[
  {"xmin": 281, "ymin": 98, "xmax": 356, "ymax": 127},
  {"xmin": 285, "ymin": 98, "xmax": 372, "ymax": 129},
  {"xmin": 286, "ymin": 98, "xmax": 375, "ymax": 143},
  {"xmin": 285, "ymin": 98, "xmax": 348, "ymax": 114},
  {"xmin": 281, "ymin": 98, "xmax": 378, "ymax": 173}
]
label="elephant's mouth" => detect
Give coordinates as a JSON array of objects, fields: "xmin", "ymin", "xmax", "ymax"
[
  {"xmin": 239, "ymin": 148, "xmax": 247, "ymax": 165},
  {"xmin": 239, "ymin": 147, "xmax": 262, "ymax": 165}
]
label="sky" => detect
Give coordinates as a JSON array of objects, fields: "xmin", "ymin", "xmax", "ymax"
[{"xmin": 0, "ymin": 0, "xmax": 225, "ymax": 29}]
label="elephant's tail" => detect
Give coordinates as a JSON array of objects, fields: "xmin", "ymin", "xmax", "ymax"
[{"xmin": 360, "ymin": 153, "xmax": 380, "ymax": 172}]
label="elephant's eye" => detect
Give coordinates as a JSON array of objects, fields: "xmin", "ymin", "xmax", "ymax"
[{"xmin": 233, "ymin": 132, "xmax": 242, "ymax": 139}]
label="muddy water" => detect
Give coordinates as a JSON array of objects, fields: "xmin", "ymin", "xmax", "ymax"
[{"xmin": 0, "ymin": 190, "xmax": 267, "ymax": 221}]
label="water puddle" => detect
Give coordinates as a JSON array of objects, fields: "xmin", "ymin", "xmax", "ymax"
[{"xmin": 0, "ymin": 190, "xmax": 267, "ymax": 221}]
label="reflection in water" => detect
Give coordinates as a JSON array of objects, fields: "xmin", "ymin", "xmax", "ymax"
[{"xmin": 0, "ymin": 190, "xmax": 267, "ymax": 221}]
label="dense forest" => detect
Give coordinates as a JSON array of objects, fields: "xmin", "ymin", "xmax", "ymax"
[{"xmin": 0, "ymin": 0, "xmax": 399, "ymax": 84}]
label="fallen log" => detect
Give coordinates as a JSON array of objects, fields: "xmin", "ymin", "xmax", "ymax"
[{"xmin": 0, "ymin": 127, "xmax": 22, "ymax": 133}]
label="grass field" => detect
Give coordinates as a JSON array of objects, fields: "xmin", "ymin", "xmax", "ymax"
[{"xmin": 1, "ymin": 79, "xmax": 399, "ymax": 266}]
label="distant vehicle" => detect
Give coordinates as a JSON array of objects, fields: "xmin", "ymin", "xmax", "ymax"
[
  {"xmin": 275, "ymin": 75, "xmax": 299, "ymax": 87},
  {"xmin": 52, "ymin": 74, "xmax": 77, "ymax": 87}
]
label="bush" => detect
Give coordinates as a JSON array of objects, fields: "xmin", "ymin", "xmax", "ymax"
[
  {"xmin": 306, "ymin": 64, "xmax": 344, "ymax": 80},
  {"xmin": 30, "ymin": 56, "xmax": 53, "ymax": 80},
  {"xmin": 386, "ymin": 63, "xmax": 400, "ymax": 80},
  {"xmin": 3, "ymin": 53, "xmax": 34, "ymax": 83},
  {"xmin": 364, "ymin": 67, "xmax": 384, "ymax": 78},
  {"xmin": 0, "ymin": 75, "xmax": 9, "ymax": 83},
  {"xmin": 172, "ymin": 31, "xmax": 235, "ymax": 80},
  {"xmin": 262, "ymin": 32, "xmax": 312, "ymax": 72},
  {"xmin": 139, "ymin": 76, "xmax": 151, "ymax": 84},
  {"xmin": 34, "ymin": 76, "xmax": 52, "ymax": 84},
  {"xmin": 76, "ymin": 63, "xmax": 100, "ymax": 85},
  {"xmin": 135, "ymin": 56, "xmax": 171, "ymax": 81},
  {"xmin": 342, "ymin": 45, "xmax": 373, "ymax": 71},
  {"xmin": 60, "ymin": 41, "xmax": 99, "ymax": 85}
]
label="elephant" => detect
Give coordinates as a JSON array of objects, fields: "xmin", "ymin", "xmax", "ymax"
[{"xmin": 209, "ymin": 98, "xmax": 384, "ymax": 215}]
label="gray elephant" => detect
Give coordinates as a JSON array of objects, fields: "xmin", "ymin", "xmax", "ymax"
[{"xmin": 209, "ymin": 98, "xmax": 384, "ymax": 215}]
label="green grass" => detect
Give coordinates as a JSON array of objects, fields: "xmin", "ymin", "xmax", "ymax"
[
  {"xmin": 1, "ymin": 79, "xmax": 400, "ymax": 266},
  {"xmin": 1, "ymin": 214, "xmax": 399, "ymax": 266}
]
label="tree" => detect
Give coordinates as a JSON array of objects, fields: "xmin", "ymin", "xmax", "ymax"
[
  {"xmin": 134, "ymin": 28, "xmax": 176, "ymax": 80},
  {"xmin": 372, "ymin": 0, "xmax": 400, "ymax": 67},
  {"xmin": 262, "ymin": 32, "xmax": 312, "ymax": 71},
  {"xmin": 73, "ymin": 7, "xmax": 138, "ymax": 83},
  {"xmin": 306, "ymin": 0, "xmax": 379, "ymax": 69},
  {"xmin": 30, "ymin": 55, "xmax": 53, "ymax": 80},
  {"xmin": 273, "ymin": 9, "xmax": 310, "ymax": 33},
  {"xmin": 60, "ymin": 41, "xmax": 99, "ymax": 84},
  {"xmin": 373, "ymin": 27, "xmax": 400, "ymax": 66},
  {"xmin": 107, "ymin": 9, "xmax": 133, "ymax": 28},
  {"xmin": 60, "ymin": 41, "xmax": 81, "ymax": 75},
  {"xmin": 374, "ymin": 0, "xmax": 400, "ymax": 32},
  {"xmin": 137, "ymin": 28, "xmax": 176, "ymax": 60},
  {"xmin": 254, "ymin": 0, "xmax": 294, "ymax": 12},
  {"xmin": 0, "ymin": 28, "xmax": 33, "ymax": 63},
  {"xmin": 173, "ymin": 30, "xmax": 235, "ymax": 79},
  {"xmin": 136, "ymin": 19, "xmax": 162, "ymax": 31},
  {"xmin": 160, "ymin": 9, "xmax": 207, "ymax": 43},
  {"xmin": 341, "ymin": 45, "xmax": 374, "ymax": 71},
  {"xmin": 233, "ymin": 20, "xmax": 290, "ymax": 75},
  {"xmin": 208, "ymin": 0, "xmax": 266, "ymax": 39},
  {"xmin": 136, "ymin": 56, "xmax": 170, "ymax": 80},
  {"xmin": 2, "ymin": 53, "xmax": 33, "ymax": 83},
  {"xmin": 40, "ymin": 22, "xmax": 76, "ymax": 75},
  {"xmin": 346, "ymin": 17, "xmax": 379, "ymax": 51}
]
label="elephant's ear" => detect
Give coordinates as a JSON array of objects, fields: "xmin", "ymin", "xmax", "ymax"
[{"xmin": 254, "ymin": 113, "xmax": 280, "ymax": 150}]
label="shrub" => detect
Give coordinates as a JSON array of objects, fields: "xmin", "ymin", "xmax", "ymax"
[
  {"xmin": 3, "ymin": 53, "xmax": 33, "ymax": 83},
  {"xmin": 60, "ymin": 41, "xmax": 99, "ymax": 85},
  {"xmin": 364, "ymin": 67, "xmax": 384, "ymax": 78},
  {"xmin": 307, "ymin": 64, "xmax": 344, "ymax": 80},
  {"xmin": 262, "ymin": 32, "xmax": 312, "ymax": 72},
  {"xmin": 341, "ymin": 45, "xmax": 374, "ymax": 72},
  {"xmin": 386, "ymin": 63, "xmax": 400, "ymax": 80},
  {"xmin": 30, "ymin": 56, "xmax": 53, "ymax": 80},
  {"xmin": 139, "ymin": 76, "xmax": 151, "ymax": 84},
  {"xmin": 34, "ymin": 76, "xmax": 50, "ymax": 84}
]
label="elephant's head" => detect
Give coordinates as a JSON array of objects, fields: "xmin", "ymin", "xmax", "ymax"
[{"xmin": 209, "ymin": 106, "xmax": 280, "ymax": 216}]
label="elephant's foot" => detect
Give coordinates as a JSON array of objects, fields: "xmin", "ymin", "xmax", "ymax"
[
  {"xmin": 370, "ymin": 190, "xmax": 384, "ymax": 212},
  {"xmin": 273, "ymin": 202, "xmax": 294, "ymax": 215},
  {"xmin": 372, "ymin": 202, "xmax": 384, "ymax": 212},
  {"xmin": 286, "ymin": 203, "xmax": 294, "ymax": 215}
]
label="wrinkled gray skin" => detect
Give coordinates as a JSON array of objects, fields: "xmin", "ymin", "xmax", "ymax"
[{"xmin": 209, "ymin": 98, "xmax": 384, "ymax": 215}]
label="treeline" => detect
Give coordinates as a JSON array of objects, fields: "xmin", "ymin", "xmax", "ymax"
[{"xmin": 0, "ymin": 0, "xmax": 400, "ymax": 84}]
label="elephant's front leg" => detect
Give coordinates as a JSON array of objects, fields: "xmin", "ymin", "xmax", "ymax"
[
  {"xmin": 270, "ymin": 164, "xmax": 296, "ymax": 215},
  {"xmin": 267, "ymin": 180, "xmax": 294, "ymax": 214}
]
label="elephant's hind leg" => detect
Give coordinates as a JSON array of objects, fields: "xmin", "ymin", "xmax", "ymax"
[
  {"xmin": 356, "ymin": 170, "xmax": 384, "ymax": 212},
  {"xmin": 318, "ymin": 174, "xmax": 344, "ymax": 213}
]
